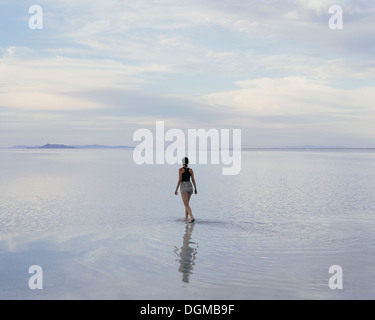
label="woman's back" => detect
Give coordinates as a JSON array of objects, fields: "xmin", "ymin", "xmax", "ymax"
[{"xmin": 181, "ymin": 167, "xmax": 191, "ymax": 181}]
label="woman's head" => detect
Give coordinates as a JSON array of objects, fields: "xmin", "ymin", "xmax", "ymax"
[{"xmin": 182, "ymin": 157, "xmax": 189, "ymax": 167}]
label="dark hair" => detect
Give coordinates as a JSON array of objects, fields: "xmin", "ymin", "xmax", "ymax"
[{"xmin": 182, "ymin": 157, "xmax": 189, "ymax": 166}]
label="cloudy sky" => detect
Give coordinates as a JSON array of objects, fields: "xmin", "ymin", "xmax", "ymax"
[{"xmin": 0, "ymin": 0, "xmax": 374, "ymax": 148}]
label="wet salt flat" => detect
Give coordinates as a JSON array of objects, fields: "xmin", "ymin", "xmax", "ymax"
[{"xmin": 1, "ymin": 148, "xmax": 375, "ymax": 299}]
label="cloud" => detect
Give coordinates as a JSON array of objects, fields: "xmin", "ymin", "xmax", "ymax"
[
  {"xmin": 0, "ymin": 92, "xmax": 107, "ymax": 111},
  {"xmin": 39, "ymin": 0, "xmax": 375, "ymax": 81},
  {"xmin": 0, "ymin": 49, "xmax": 173, "ymax": 110},
  {"xmin": 201, "ymin": 76, "xmax": 375, "ymax": 124},
  {"xmin": 66, "ymin": 89, "xmax": 234, "ymax": 124}
]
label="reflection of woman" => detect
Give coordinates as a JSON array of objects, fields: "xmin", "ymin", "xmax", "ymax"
[
  {"xmin": 175, "ymin": 223, "xmax": 197, "ymax": 284},
  {"xmin": 174, "ymin": 157, "xmax": 197, "ymax": 223}
]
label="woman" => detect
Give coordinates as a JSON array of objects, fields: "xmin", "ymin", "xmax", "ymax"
[{"xmin": 175, "ymin": 157, "xmax": 197, "ymax": 223}]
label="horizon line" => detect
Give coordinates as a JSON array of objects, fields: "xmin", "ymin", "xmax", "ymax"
[{"xmin": 3, "ymin": 144, "xmax": 375, "ymax": 150}]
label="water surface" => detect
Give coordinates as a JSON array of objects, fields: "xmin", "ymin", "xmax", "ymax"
[{"xmin": 1, "ymin": 148, "xmax": 375, "ymax": 299}]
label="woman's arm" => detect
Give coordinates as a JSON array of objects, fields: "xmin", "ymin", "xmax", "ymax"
[
  {"xmin": 175, "ymin": 168, "xmax": 183, "ymax": 195},
  {"xmin": 190, "ymin": 169, "xmax": 197, "ymax": 194}
]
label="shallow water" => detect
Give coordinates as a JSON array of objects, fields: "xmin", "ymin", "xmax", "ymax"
[{"xmin": 0, "ymin": 148, "xmax": 375, "ymax": 299}]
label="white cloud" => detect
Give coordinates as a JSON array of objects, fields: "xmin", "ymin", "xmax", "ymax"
[
  {"xmin": 201, "ymin": 76, "xmax": 375, "ymax": 121},
  {"xmin": 0, "ymin": 50, "xmax": 173, "ymax": 110},
  {"xmin": 0, "ymin": 92, "xmax": 107, "ymax": 111}
]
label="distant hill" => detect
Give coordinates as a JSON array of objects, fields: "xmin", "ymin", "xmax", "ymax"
[
  {"xmin": 39, "ymin": 144, "xmax": 76, "ymax": 149},
  {"xmin": 280, "ymin": 145, "xmax": 347, "ymax": 149},
  {"xmin": 71, "ymin": 144, "xmax": 134, "ymax": 149}
]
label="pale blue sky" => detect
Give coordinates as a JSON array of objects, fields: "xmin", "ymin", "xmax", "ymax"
[{"xmin": 1, "ymin": 0, "xmax": 375, "ymax": 147}]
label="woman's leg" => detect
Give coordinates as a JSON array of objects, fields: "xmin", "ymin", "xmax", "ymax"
[
  {"xmin": 187, "ymin": 193, "xmax": 194, "ymax": 222},
  {"xmin": 181, "ymin": 192, "xmax": 194, "ymax": 222},
  {"xmin": 184, "ymin": 193, "xmax": 192, "ymax": 220}
]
